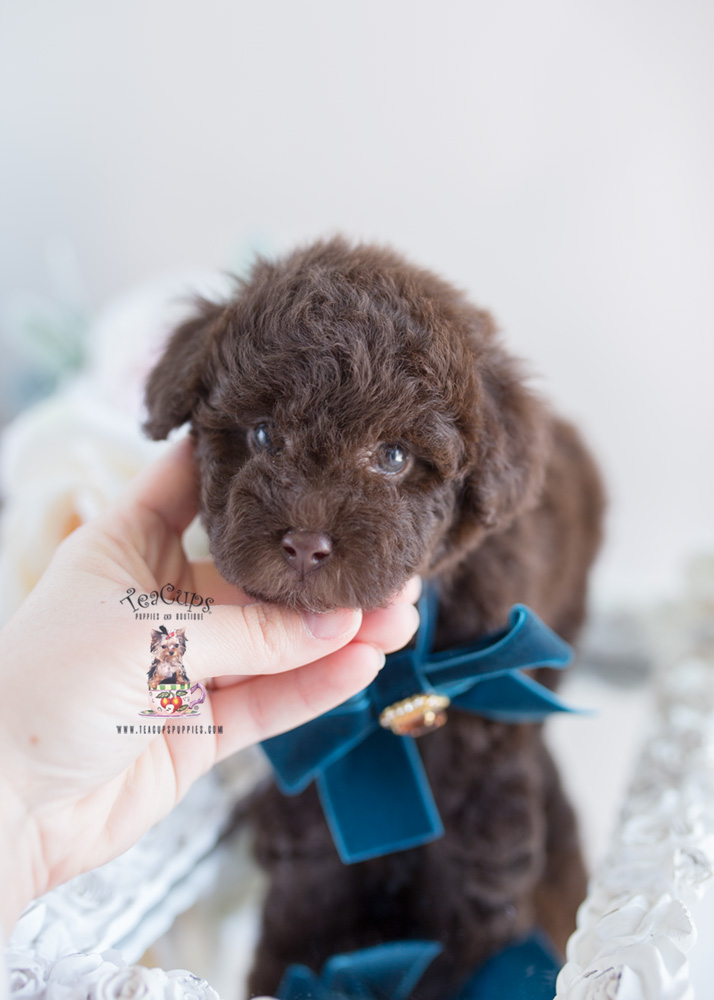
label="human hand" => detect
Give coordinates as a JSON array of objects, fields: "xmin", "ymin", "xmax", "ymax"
[{"xmin": 0, "ymin": 437, "xmax": 420, "ymax": 932}]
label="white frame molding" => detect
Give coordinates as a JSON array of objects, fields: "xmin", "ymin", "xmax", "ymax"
[{"xmin": 557, "ymin": 588, "xmax": 714, "ymax": 1000}]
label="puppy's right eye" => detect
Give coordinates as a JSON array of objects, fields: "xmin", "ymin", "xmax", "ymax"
[
  {"xmin": 372, "ymin": 443, "xmax": 411, "ymax": 476},
  {"xmin": 249, "ymin": 421, "xmax": 280, "ymax": 454}
]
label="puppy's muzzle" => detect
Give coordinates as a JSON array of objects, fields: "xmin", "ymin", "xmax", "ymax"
[{"xmin": 281, "ymin": 529, "xmax": 333, "ymax": 576}]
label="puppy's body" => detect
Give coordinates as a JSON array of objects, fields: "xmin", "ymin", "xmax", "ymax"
[
  {"xmin": 144, "ymin": 239, "xmax": 604, "ymax": 998},
  {"xmin": 248, "ymin": 416, "xmax": 601, "ymax": 996}
]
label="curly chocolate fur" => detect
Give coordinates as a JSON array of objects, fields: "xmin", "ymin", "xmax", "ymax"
[{"xmin": 144, "ymin": 237, "xmax": 605, "ymax": 998}]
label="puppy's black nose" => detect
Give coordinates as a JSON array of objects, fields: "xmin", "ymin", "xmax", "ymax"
[{"xmin": 281, "ymin": 529, "xmax": 333, "ymax": 575}]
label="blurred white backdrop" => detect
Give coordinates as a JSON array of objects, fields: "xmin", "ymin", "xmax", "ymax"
[{"xmin": 1, "ymin": 0, "xmax": 712, "ymax": 609}]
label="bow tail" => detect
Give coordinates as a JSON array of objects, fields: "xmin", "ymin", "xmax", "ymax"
[
  {"xmin": 278, "ymin": 965, "xmax": 324, "ymax": 1000},
  {"xmin": 278, "ymin": 941, "xmax": 443, "ymax": 1000},
  {"xmin": 329, "ymin": 940, "xmax": 442, "ymax": 1000},
  {"xmin": 454, "ymin": 671, "xmax": 585, "ymax": 721},
  {"xmin": 317, "ymin": 727, "xmax": 444, "ymax": 864},
  {"xmin": 262, "ymin": 696, "xmax": 373, "ymax": 793},
  {"xmin": 456, "ymin": 932, "xmax": 561, "ymax": 1000}
]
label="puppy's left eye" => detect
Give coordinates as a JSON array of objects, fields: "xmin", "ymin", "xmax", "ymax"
[
  {"xmin": 372, "ymin": 443, "xmax": 411, "ymax": 476},
  {"xmin": 249, "ymin": 421, "xmax": 282, "ymax": 454}
]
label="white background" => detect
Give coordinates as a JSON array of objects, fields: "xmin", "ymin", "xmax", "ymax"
[{"xmin": 1, "ymin": 0, "xmax": 713, "ymax": 609}]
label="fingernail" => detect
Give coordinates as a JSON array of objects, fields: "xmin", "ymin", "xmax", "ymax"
[
  {"xmin": 356, "ymin": 643, "xmax": 387, "ymax": 671},
  {"xmin": 391, "ymin": 575, "xmax": 422, "ymax": 604},
  {"xmin": 303, "ymin": 609, "xmax": 359, "ymax": 639},
  {"xmin": 405, "ymin": 603, "xmax": 421, "ymax": 634},
  {"xmin": 371, "ymin": 646, "xmax": 387, "ymax": 671}
]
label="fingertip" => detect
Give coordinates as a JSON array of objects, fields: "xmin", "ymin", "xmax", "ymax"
[
  {"xmin": 357, "ymin": 600, "xmax": 420, "ymax": 655},
  {"xmin": 301, "ymin": 607, "xmax": 362, "ymax": 640}
]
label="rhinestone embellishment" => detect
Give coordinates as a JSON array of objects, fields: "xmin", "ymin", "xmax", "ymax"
[{"xmin": 379, "ymin": 693, "xmax": 451, "ymax": 737}]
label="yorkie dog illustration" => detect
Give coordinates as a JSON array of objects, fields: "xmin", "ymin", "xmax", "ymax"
[{"xmin": 147, "ymin": 626, "xmax": 190, "ymax": 689}]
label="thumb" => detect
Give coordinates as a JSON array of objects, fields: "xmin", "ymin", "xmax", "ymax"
[{"xmin": 187, "ymin": 601, "xmax": 367, "ymax": 680}]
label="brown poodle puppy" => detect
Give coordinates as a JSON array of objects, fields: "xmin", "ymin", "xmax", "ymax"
[{"xmin": 144, "ymin": 238, "xmax": 604, "ymax": 998}]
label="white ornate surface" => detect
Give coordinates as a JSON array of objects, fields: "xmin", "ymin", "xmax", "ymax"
[
  {"xmin": 4, "ymin": 750, "xmax": 268, "ymax": 999},
  {"xmin": 556, "ymin": 564, "xmax": 714, "ymax": 1000}
]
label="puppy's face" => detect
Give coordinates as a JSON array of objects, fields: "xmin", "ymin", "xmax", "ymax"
[
  {"xmin": 144, "ymin": 240, "xmax": 548, "ymax": 612},
  {"xmin": 151, "ymin": 628, "xmax": 187, "ymax": 662},
  {"xmin": 188, "ymin": 362, "xmax": 466, "ymax": 613}
]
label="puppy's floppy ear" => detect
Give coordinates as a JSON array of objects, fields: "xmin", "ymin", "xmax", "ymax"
[
  {"xmin": 143, "ymin": 298, "xmax": 225, "ymax": 440},
  {"xmin": 456, "ymin": 347, "xmax": 551, "ymax": 544},
  {"xmin": 150, "ymin": 629, "xmax": 163, "ymax": 650}
]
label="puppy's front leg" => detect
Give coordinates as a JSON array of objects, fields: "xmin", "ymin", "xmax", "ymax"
[
  {"xmin": 414, "ymin": 719, "xmax": 552, "ymax": 981},
  {"xmin": 531, "ymin": 741, "xmax": 587, "ymax": 955},
  {"xmin": 248, "ymin": 852, "xmax": 363, "ymax": 996},
  {"xmin": 248, "ymin": 784, "xmax": 364, "ymax": 997}
]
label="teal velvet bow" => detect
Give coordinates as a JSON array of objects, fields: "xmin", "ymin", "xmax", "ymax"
[
  {"xmin": 262, "ymin": 586, "xmax": 580, "ymax": 863},
  {"xmin": 278, "ymin": 940, "xmax": 442, "ymax": 1000},
  {"xmin": 277, "ymin": 933, "xmax": 561, "ymax": 1000}
]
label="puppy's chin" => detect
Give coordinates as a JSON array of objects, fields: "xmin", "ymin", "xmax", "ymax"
[
  {"xmin": 241, "ymin": 584, "xmax": 349, "ymax": 615},
  {"xmin": 217, "ymin": 561, "xmax": 409, "ymax": 613}
]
